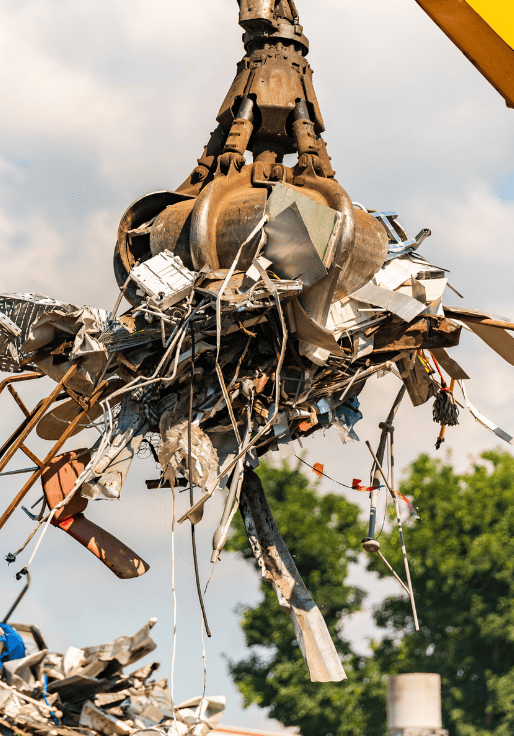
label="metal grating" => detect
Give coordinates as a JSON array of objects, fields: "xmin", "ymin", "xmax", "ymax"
[{"xmin": 0, "ymin": 293, "xmax": 71, "ymax": 373}]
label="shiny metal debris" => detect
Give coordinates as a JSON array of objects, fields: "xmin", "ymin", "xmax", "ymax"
[{"xmin": 0, "ymin": 617, "xmax": 225, "ymax": 736}]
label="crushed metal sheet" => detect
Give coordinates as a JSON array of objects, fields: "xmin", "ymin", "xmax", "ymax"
[
  {"xmin": 459, "ymin": 380, "xmax": 514, "ymax": 446},
  {"xmin": 0, "ymin": 294, "xmax": 73, "ymax": 373},
  {"xmin": 292, "ymin": 300, "xmax": 346, "ymax": 355},
  {"xmin": 266, "ymin": 182, "xmax": 342, "ymax": 266},
  {"xmin": 326, "ymin": 297, "xmax": 385, "ymax": 340},
  {"xmin": 263, "ymin": 203, "xmax": 327, "ymax": 289},
  {"xmin": 397, "ymin": 353, "xmax": 437, "ymax": 407},
  {"xmin": 0, "ymin": 620, "xmax": 226, "ymax": 736},
  {"xmin": 158, "ymin": 415, "xmax": 219, "ymax": 496},
  {"xmin": 443, "ymin": 305, "xmax": 513, "ymax": 326},
  {"xmin": 396, "ymin": 276, "xmax": 447, "ymax": 304},
  {"xmin": 22, "ymin": 307, "xmax": 108, "ymax": 395},
  {"xmin": 239, "ymin": 469, "xmax": 346, "ymax": 683},
  {"xmin": 430, "ymin": 348, "xmax": 470, "ymax": 380},
  {"xmin": 350, "ymin": 283, "xmax": 427, "ymax": 323},
  {"xmin": 466, "ymin": 322, "xmax": 514, "ymax": 366},
  {"xmin": 374, "ymin": 255, "xmax": 442, "ymax": 292}
]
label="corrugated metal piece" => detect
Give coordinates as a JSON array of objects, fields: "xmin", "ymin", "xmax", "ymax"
[
  {"xmin": 0, "ymin": 294, "xmax": 71, "ymax": 372},
  {"xmin": 350, "ymin": 283, "xmax": 427, "ymax": 323}
]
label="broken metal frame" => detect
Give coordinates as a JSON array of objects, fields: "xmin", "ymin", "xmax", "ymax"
[{"xmin": 0, "ymin": 365, "xmax": 109, "ymax": 532}]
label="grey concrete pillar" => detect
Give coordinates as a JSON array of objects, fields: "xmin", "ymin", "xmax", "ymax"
[{"xmin": 387, "ymin": 673, "xmax": 448, "ymax": 736}]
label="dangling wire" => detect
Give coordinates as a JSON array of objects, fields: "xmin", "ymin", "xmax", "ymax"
[
  {"xmin": 169, "ymin": 483, "xmax": 180, "ymax": 735},
  {"xmin": 189, "ymin": 321, "xmax": 211, "ymax": 638},
  {"xmin": 365, "ymin": 440, "xmax": 419, "ymax": 631}
]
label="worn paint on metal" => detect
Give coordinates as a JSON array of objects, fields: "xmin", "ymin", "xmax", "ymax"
[
  {"xmin": 414, "ymin": 0, "xmax": 514, "ymax": 107},
  {"xmin": 466, "ymin": 0, "xmax": 514, "ymax": 49}
]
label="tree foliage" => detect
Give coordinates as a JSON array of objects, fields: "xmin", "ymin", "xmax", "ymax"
[
  {"xmin": 227, "ymin": 451, "xmax": 514, "ymax": 736},
  {"xmin": 370, "ymin": 450, "xmax": 514, "ymax": 736},
  {"xmin": 225, "ymin": 460, "xmax": 387, "ymax": 736}
]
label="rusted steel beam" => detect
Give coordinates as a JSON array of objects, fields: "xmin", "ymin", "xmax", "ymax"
[{"xmin": 443, "ymin": 306, "xmax": 514, "ymax": 330}]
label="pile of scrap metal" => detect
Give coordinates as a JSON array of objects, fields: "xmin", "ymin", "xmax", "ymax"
[
  {"xmin": 2, "ymin": 0, "xmax": 514, "ymax": 686},
  {"xmin": 0, "ymin": 617, "xmax": 225, "ymax": 736}
]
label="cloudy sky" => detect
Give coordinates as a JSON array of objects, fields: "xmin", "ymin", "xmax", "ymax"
[{"xmin": 0, "ymin": 0, "xmax": 513, "ymax": 730}]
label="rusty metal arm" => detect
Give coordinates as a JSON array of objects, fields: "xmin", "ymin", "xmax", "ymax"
[{"xmin": 0, "ymin": 366, "xmax": 110, "ymax": 532}]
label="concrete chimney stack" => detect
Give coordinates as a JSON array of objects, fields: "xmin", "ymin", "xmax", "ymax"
[{"xmin": 387, "ymin": 673, "xmax": 448, "ymax": 736}]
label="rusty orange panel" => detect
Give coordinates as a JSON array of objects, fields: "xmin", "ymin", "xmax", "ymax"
[{"xmin": 414, "ymin": 0, "xmax": 514, "ymax": 108}]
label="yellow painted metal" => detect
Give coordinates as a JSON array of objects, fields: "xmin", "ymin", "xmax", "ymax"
[
  {"xmin": 466, "ymin": 0, "xmax": 514, "ymax": 49},
  {"xmin": 414, "ymin": 0, "xmax": 514, "ymax": 108}
]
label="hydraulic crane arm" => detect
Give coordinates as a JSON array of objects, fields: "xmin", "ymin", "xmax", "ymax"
[
  {"xmin": 414, "ymin": 0, "xmax": 514, "ymax": 108},
  {"xmin": 238, "ymin": 0, "xmax": 299, "ymax": 31}
]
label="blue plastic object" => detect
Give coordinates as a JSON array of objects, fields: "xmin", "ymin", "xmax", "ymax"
[
  {"xmin": 316, "ymin": 396, "xmax": 363, "ymax": 440},
  {"xmin": 43, "ymin": 673, "xmax": 60, "ymax": 725},
  {"xmin": 0, "ymin": 623, "xmax": 25, "ymax": 665}
]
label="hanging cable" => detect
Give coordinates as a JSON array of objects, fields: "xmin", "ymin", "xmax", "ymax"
[
  {"xmin": 169, "ymin": 483, "xmax": 180, "ymax": 735},
  {"xmin": 294, "ymin": 456, "xmax": 354, "ymax": 489},
  {"xmin": 189, "ymin": 322, "xmax": 211, "ymax": 638}
]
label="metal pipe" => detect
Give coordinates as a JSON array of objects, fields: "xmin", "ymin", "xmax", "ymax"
[
  {"xmin": 365, "ymin": 440, "xmax": 419, "ymax": 631},
  {"xmin": 3, "ymin": 570, "xmax": 31, "ymax": 623},
  {"xmin": 293, "ymin": 99, "xmax": 310, "ymax": 121},
  {"xmin": 236, "ymin": 96, "xmax": 255, "ymax": 122},
  {"xmin": 367, "ymin": 385, "xmax": 406, "ymax": 539},
  {"xmin": 0, "ymin": 467, "xmax": 38, "ymax": 477}
]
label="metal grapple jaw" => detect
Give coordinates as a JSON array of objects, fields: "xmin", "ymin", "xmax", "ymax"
[{"xmin": 114, "ymin": 0, "xmax": 389, "ymax": 322}]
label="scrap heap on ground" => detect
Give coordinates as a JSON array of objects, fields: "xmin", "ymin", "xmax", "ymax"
[
  {"xmin": 0, "ymin": 619, "xmax": 225, "ymax": 736},
  {"xmin": 1, "ymin": 0, "xmax": 513, "ymax": 685}
]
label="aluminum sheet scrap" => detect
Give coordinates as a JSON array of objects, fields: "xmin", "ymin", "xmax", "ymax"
[{"xmin": 350, "ymin": 282, "xmax": 428, "ymax": 323}]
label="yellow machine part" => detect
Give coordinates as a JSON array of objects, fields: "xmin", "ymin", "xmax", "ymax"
[
  {"xmin": 414, "ymin": 0, "xmax": 514, "ymax": 108},
  {"xmin": 466, "ymin": 0, "xmax": 514, "ymax": 49}
]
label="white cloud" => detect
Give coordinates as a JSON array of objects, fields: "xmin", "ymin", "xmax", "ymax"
[
  {"xmin": 0, "ymin": 199, "xmax": 118, "ymax": 308},
  {"xmin": 1, "ymin": 0, "xmax": 514, "ymax": 728},
  {"xmin": 418, "ymin": 183, "xmax": 514, "ymax": 267},
  {"xmin": 0, "ymin": 21, "xmax": 130, "ymax": 147}
]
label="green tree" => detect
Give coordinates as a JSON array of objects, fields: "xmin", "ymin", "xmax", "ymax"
[
  {"xmin": 226, "ymin": 460, "xmax": 388, "ymax": 736},
  {"xmin": 370, "ymin": 450, "xmax": 514, "ymax": 736},
  {"xmin": 228, "ymin": 451, "xmax": 514, "ymax": 736}
]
